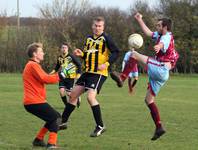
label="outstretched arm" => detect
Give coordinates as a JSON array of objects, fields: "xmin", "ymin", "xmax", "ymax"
[
  {"xmin": 32, "ymin": 63, "xmax": 59, "ymax": 84},
  {"xmin": 134, "ymin": 12, "xmax": 153, "ymax": 37}
]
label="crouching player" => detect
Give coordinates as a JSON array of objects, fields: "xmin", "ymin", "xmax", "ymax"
[
  {"xmin": 23, "ymin": 43, "xmax": 61, "ymax": 148},
  {"xmin": 111, "ymin": 12, "xmax": 179, "ymax": 140}
]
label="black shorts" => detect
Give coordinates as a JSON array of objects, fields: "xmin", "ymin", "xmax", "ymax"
[
  {"xmin": 24, "ymin": 103, "xmax": 61, "ymax": 132},
  {"xmin": 24, "ymin": 103, "xmax": 61, "ymax": 123},
  {"xmin": 59, "ymin": 78, "xmax": 75, "ymax": 92},
  {"xmin": 76, "ymin": 72, "xmax": 107, "ymax": 94}
]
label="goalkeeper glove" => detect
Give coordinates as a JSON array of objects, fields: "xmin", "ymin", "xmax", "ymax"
[
  {"xmin": 58, "ymin": 71, "xmax": 66, "ymax": 80},
  {"xmin": 76, "ymin": 73, "xmax": 81, "ymax": 79}
]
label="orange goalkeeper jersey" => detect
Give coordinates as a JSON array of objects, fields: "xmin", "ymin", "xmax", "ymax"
[{"xmin": 23, "ymin": 60, "xmax": 59, "ymax": 105}]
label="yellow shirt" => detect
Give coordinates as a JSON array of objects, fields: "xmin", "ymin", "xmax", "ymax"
[{"xmin": 82, "ymin": 33, "xmax": 119, "ymax": 76}]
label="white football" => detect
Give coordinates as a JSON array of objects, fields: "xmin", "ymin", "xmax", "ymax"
[{"xmin": 128, "ymin": 33, "xmax": 143, "ymax": 49}]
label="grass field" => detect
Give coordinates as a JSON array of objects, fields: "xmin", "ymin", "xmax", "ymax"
[{"xmin": 0, "ymin": 73, "xmax": 198, "ymax": 150}]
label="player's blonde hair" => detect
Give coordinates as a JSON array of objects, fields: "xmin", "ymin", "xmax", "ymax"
[{"xmin": 27, "ymin": 42, "xmax": 43, "ymax": 58}]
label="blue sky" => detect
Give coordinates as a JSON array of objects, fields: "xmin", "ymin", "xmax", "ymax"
[{"xmin": 0, "ymin": 0, "xmax": 157, "ymax": 17}]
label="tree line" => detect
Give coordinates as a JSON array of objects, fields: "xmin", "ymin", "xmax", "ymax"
[{"xmin": 0, "ymin": 0, "xmax": 197, "ymax": 73}]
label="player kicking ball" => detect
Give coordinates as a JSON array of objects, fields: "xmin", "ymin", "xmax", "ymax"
[{"xmin": 110, "ymin": 12, "xmax": 179, "ymax": 141}]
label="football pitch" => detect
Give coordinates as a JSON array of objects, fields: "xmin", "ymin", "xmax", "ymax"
[{"xmin": 0, "ymin": 73, "xmax": 198, "ymax": 150}]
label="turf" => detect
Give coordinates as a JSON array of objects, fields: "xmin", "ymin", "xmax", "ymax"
[{"xmin": 0, "ymin": 73, "xmax": 198, "ymax": 150}]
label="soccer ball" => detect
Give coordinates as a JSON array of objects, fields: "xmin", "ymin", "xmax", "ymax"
[{"xmin": 128, "ymin": 33, "xmax": 143, "ymax": 49}]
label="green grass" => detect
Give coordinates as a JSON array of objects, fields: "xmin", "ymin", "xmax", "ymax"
[{"xmin": 0, "ymin": 73, "xmax": 198, "ymax": 150}]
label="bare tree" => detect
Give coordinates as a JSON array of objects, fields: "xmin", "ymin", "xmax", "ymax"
[{"xmin": 38, "ymin": 0, "xmax": 91, "ymax": 45}]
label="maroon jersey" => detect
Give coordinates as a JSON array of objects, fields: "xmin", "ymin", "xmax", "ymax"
[
  {"xmin": 152, "ymin": 31, "xmax": 179, "ymax": 69},
  {"xmin": 127, "ymin": 57, "xmax": 138, "ymax": 72},
  {"xmin": 123, "ymin": 51, "xmax": 138, "ymax": 72}
]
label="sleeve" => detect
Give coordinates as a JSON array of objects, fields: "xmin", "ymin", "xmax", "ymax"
[
  {"xmin": 54, "ymin": 58, "xmax": 61, "ymax": 72},
  {"xmin": 105, "ymin": 34, "xmax": 120, "ymax": 65},
  {"xmin": 70, "ymin": 54, "xmax": 82, "ymax": 74},
  {"xmin": 31, "ymin": 63, "xmax": 59, "ymax": 84},
  {"xmin": 152, "ymin": 31, "xmax": 159, "ymax": 42},
  {"xmin": 159, "ymin": 33, "xmax": 171, "ymax": 53},
  {"xmin": 122, "ymin": 61, "xmax": 126, "ymax": 72},
  {"xmin": 123, "ymin": 52, "xmax": 131, "ymax": 62}
]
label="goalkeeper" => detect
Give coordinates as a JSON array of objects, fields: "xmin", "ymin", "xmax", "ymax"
[{"xmin": 50, "ymin": 42, "xmax": 82, "ymax": 107}]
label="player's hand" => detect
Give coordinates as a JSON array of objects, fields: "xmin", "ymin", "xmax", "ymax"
[
  {"xmin": 134, "ymin": 12, "xmax": 143, "ymax": 21},
  {"xmin": 98, "ymin": 64, "xmax": 107, "ymax": 71},
  {"xmin": 58, "ymin": 71, "xmax": 66, "ymax": 80},
  {"xmin": 154, "ymin": 44, "xmax": 161, "ymax": 53},
  {"xmin": 49, "ymin": 70, "xmax": 56, "ymax": 75},
  {"xmin": 130, "ymin": 48, "xmax": 135, "ymax": 52},
  {"xmin": 73, "ymin": 49, "xmax": 83, "ymax": 57},
  {"xmin": 98, "ymin": 62, "xmax": 110, "ymax": 71}
]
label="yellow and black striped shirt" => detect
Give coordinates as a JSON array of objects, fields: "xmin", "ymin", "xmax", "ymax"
[{"xmin": 82, "ymin": 33, "xmax": 119, "ymax": 76}]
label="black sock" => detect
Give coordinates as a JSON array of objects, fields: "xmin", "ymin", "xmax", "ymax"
[
  {"xmin": 91, "ymin": 105, "xmax": 104, "ymax": 127},
  {"xmin": 62, "ymin": 103, "xmax": 75, "ymax": 123},
  {"xmin": 132, "ymin": 79, "xmax": 138, "ymax": 87},
  {"xmin": 61, "ymin": 96, "xmax": 67, "ymax": 106}
]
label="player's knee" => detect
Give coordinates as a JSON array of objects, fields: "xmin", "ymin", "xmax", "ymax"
[
  {"xmin": 145, "ymin": 98, "xmax": 154, "ymax": 105},
  {"xmin": 56, "ymin": 117, "xmax": 62, "ymax": 126},
  {"xmin": 87, "ymin": 96, "xmax": 98, "ymax": 106},
  {"xmin": 51, "ymin": 118, "xmax": 61, "ymax": 132},
  {"xmin": 66, "ymin": 91, "xmax": 71, "ymax": 96},
  {"xmin": 53, "ymin": 112, "xmax": 61, "ymax": 122},
  {"xmin": 87, "ymin": 94, "xmax": 94, "ymax": 102},
  {"xmin": 69, "ymin": 94, "xmax": 77, "ymax": 103},
  {"xmin": 47, "ymin": 115, "xmax": 61, "ymax": 132}
]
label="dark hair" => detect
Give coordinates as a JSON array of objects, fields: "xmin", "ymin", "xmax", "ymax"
[
  {"xmin": 158, "ymin": 18, "xmax": 172, "ymax": 31},
  {"xmin": 26, "ymin": 42, "xmax": 43, "ymax": 58},
  {"xmin": 61, "ymin": 42, "xmax": 70, "ymax": 49},
  {"xmin": 62, "ymin": 42, "xmax": 68, "ymax": 46},
  {"xmin": 93, "ymin": 16, "xmax": 105, "ymax": 25}
]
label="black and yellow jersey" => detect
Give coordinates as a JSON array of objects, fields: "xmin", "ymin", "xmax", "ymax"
[
  {"xmin": 52, "ymin": 53, "xmax": 81, "ymax": 78},
  {"xmin": 82, "ymin": 33, "xmax": 120, "ymax": 76}
]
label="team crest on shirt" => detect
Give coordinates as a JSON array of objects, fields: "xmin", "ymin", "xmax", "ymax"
[
  {"xmin": 91, "ymin": 84, "xmax": 95, "ymax": 88},
  {"xmin": 88, "ymin": 37, "xmax": 105, "ymax": 44}
]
